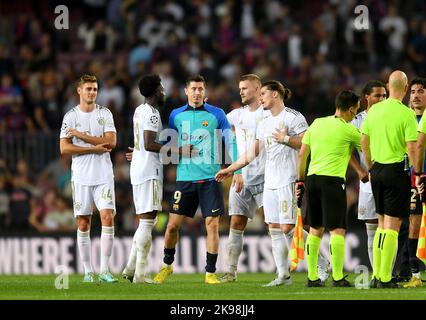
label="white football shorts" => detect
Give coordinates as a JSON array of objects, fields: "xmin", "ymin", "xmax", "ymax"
[
  {"xmin": 71, "ymin": 181, "xmax": 116, "ymax": 216},
  {"xmin": 229, "ymin": 183, "xmax": 263, "ymax": 220},
  {"xmin": 357, "ymin": 190, "xmax": 377, "ymax": 220},
  {"xmin": 132, "ymin": 179, "xmax": 163, "ymax": 214},
  {"xmin": 263, "ymin": 183, "xmax": 297, "ymax": 225}
]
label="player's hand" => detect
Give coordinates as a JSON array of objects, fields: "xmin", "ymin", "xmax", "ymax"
[
  {"xmin": 93, "ymin": 143, "xmax": 112, "ymax": 154},
  {"xmin": 126, "ymin": 147, "xmax": 133, "ymax": 161},
  {"xmin": 358, "ymin": 169, "xmax": 369, "ymax": 183},
  {"xmin": 415, "ymin": 173, "xmax": 426, "ymax": 201},
  {"xmin": 180, "ymin": 144, "xmax": 199, "ymax": 157},
  {"xmin": 66, "ymin": 128, "xmax": 82, "ymax": 139},
  {"xmin": 215, "ymin": 169, "xmax": 233, "ymax": 182},
  {"xmin": 295, "ymin": 180, "xmax": 305, "ymax": 208},
  {"xmin": 273, "ymin": 127, "xmax": 288, "ymax": 144},
  {"xmin": 232, "ymin": 173, "xmax": 244, "ymax": 193}
]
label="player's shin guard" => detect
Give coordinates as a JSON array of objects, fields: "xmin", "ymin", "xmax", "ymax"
[
  {"xmin": 372, "ymin": 228, "xmax": 383, "ymax": 280},
  {"xmin": 270, "ymin": 228, "xmax": 289, "ymax": 279},
  {"xmin": 227, "ymin": 228, "xmax": 244, "ymax": 274},
  {"xmin": 330, "ymin": 234, "xmax": 345, "ymax": 281},
  {"xmin": 135, "ymin": 219, "xmax": 155, "ymax": 277},
  {"xmin": 380, "ymin": 229, "xmax": 398, "ymax": 283},
  {"xmin": 366, "ymin": 223, "xmax": 378, "ymax": 269},
  {"xmin": 100, "ymin": 226, "xmax": 114, "ymax": 273},
  {"xmin": 77, "ymin": 229, "xmax": 93, "ymax": 274},
  {"xmin": 125, "ymin": 227, "xmax": 140, "ymax": 272},
  {"xmin": 306, "ymin": 234, "xmax": 321, "ymax": 281}
]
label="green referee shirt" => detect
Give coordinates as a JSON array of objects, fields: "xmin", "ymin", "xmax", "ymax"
[
  {"xmin": 302, "ymin": 116, "xmax": 361, "ymax": 179},
  {"xmin": 361, "ymin": 98, "xmax": 418, "ymax": 164},
  {"xmin": 419, "ymin": 112, "xmax": 426, "ymax": 134}
]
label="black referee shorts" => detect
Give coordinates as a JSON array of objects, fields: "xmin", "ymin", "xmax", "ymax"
[
  {"xmin": 370, "ymin": 161, "xmax": 410, "ymax": 218},
  {"xmin": 305, "ymin": 175, "xmax": 347, "ymax": 230}
]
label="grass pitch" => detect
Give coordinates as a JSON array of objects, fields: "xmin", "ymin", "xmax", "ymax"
[{"xmin": 0, "ymin": 273, "xmax": 424, "ymax": 300}]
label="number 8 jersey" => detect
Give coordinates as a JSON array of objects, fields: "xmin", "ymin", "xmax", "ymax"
[{"xmin": 130, "ymin": 103, "xmax": 163, "ymax": 185}]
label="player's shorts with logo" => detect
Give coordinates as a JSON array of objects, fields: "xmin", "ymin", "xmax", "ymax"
[
  {"xmin": 229, "ymin": 183, "xmax": 263, "ymax": 220},
  {"xmin": 170, "ymin": 179, "xmax": 224, "ymax": 218},
  {"xmin": 370, "ymin": 161, "xmax": 410, "ymax": 218},
  {"xmin": 358, "ymin": 190, "xmax": 377, "ymax": 220},
  {"xmin": 263, "ymin": 183, "xmax": 296, "ymax": 225},
  {"xmin": 71, "ymin": 180, "xmax": 116, "ymax": 216},
  {"xmin": 132, "ymin": 179, "xmax": 163, "ymax": 214},
  {"xmin": 305, "ymin": 175, "xmax": 347, "ymax": 229}
]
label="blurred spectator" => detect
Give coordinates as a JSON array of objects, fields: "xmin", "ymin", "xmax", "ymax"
[
  {"xmin": 0, "ymin": 175, "xmax": 9, "ymax": 230},
  {"xmin": 43, "ymin": 193, "xmax": 75, "ymax": 232},
  {"xmin": 8, "ymin": 175, "xmax": 33, "ymax": 230}
]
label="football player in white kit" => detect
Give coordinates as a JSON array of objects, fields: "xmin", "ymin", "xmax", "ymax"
[
  {"xmin": 350, "ymin": 80, "xmax": 387, "ymax": 272},
  {"xmin": 216, "ymin": 80, "xmax": 329, "ymax": 286},
  {"xmin": 60, "ymin": 75, "xmax": 118, "ymax": 283},
  {"xmin": 121, "ymin": 74, "xmax": 166, "ymax": 284},
  {"xmin": 220, "ymin": 74, "xmax": 269, "ymax": 283}
]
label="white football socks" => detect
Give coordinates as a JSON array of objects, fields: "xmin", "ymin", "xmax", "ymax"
[
  {"xmin": 270, "ymin": 228, "xmax": 289, "ymax": 279},
  {"xmin": 77, "ymin": 229, "xmax": 93, "ymax": 274},
  {"xmin": 100, "ymin": 226, "xmax": 114, "ymax": 274},
  {"xmin": 226, "ymin": 228, "xmax": 244, "ymax": 274},
  {"xmin": 366, "ymin": 223, "xmax": 378, "ymax": 269},
  {"xmin": 135, "ymin": 219, "xmax": 155, "ymax": 277}
]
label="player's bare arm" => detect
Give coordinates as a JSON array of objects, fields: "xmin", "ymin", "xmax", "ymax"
[
  {"xmin": 144, "ymin": 130, "xmax": 198, "ymax": 157},
  {"xmin": 215, "ymin": 139, "xmax": 262, "ymax": 182},
  {"xmin": 360, "ymin": 134, "xmax": 373, "ymax": 170},
  {"xmin": 349, "ymin": 153, "xmax": 368, "ymax": 182},
  {"xmin": 60, "ymin": 138, "xmax": 112, "ymax": 155},
  {"xmin": 66, "ymin": 129, "xmax": 117, "ymax": 149},
  {"xmin": 415, "ymin": 132, "xmax": 426, "ymax": 193},
  {"xmin": 296, "ymin": 143, "xmax": 310, "ymax": 182}
]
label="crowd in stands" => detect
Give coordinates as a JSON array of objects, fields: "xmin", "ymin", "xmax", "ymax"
[{"xmin": 0, "ymin": 0, "xmax": 424, "ymax": 233}]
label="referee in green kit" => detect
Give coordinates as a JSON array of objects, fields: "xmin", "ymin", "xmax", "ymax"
[
  {"xmin": 361, "ymin": 70, "xmax": 418, "ymax": 288},
  {"xmin": 296, "ymin": 90, "xmax": 362, "ymax": 287}
]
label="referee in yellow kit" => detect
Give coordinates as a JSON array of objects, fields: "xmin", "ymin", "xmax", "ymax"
[{"xmin": 361, "ymin": 70, "xmax": 418, "ymax": 288}]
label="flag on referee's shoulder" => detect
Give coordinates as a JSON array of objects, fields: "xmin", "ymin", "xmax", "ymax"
[
  {"xmin": 290, "ymin": 208, "xmax": 304, "ymax": 271},
  {"xmin": 417, "ymin": 203, "xmax": 426, "ymax": 266}
]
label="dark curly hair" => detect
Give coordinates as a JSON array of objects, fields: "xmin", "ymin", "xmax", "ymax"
[{"xmin": 138, "ymin": 74, "xmax": 162, "ymax": 98}]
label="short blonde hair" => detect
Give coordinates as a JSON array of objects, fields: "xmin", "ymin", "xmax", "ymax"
[
  {"xmin": 240, "ymin": 74, "xmax": 261, "ymax": 85},
  {"xmin": 76, "ymin": 74, "xmax": 97, "ymax": 88}
]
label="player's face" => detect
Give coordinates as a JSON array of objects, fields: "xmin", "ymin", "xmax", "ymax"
[
  {"xmin": 185, "ymin": 81, "xmax": 205, "ymax": 107},
  {"xmin": 239, "ymin": 80, "xmax": 259, "ymax": 105},
  {"xmin": 366, "ymin": 87, "xmax": 386, "ymax": 107},
  {"xmin": 410, "ymin": 84, "xmax": 426, "ymax": 112},
  {"xmin": 156, "ymin": 84, "xmax": 166, "ymax": 107},
  {"xmin": 260, "ymin": 87, "xmax": 273, "ymax": 110},
  {"xmin": 77, "ymin": 82, "xmax": 98, "ymax": 105}
]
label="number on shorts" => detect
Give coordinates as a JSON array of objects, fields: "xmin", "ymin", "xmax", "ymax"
[
  {"xmin": 174, "ymin": 191, "xmax": 182, "ymax": 204},
  {"xmin": 101, "ymin": 188, "xmax": 113, "ymax": 201},
  {"xmin": 411, "ymin": 188, "xmax": 417, "ymax": 203},
  {"xmin": 281, "ymin": 200, "xmax": 288, "ymax": 214}
]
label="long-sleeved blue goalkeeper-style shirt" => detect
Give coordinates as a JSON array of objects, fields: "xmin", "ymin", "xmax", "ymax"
[{"xmin": 168, "ymin": 103, "xmax": 240, "ymax": 181}]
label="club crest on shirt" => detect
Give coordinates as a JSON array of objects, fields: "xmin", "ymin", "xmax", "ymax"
[
  {"xmin": 202, "ymin": 120, "xmax": 209, "ymax": 127},
  {"xmin": 173, "ymin": 204, "xmax": 179, "ymax": 211},
  {"xmin": 97, "ymin": 117, "xmax": 105, "ymax": 126}
]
